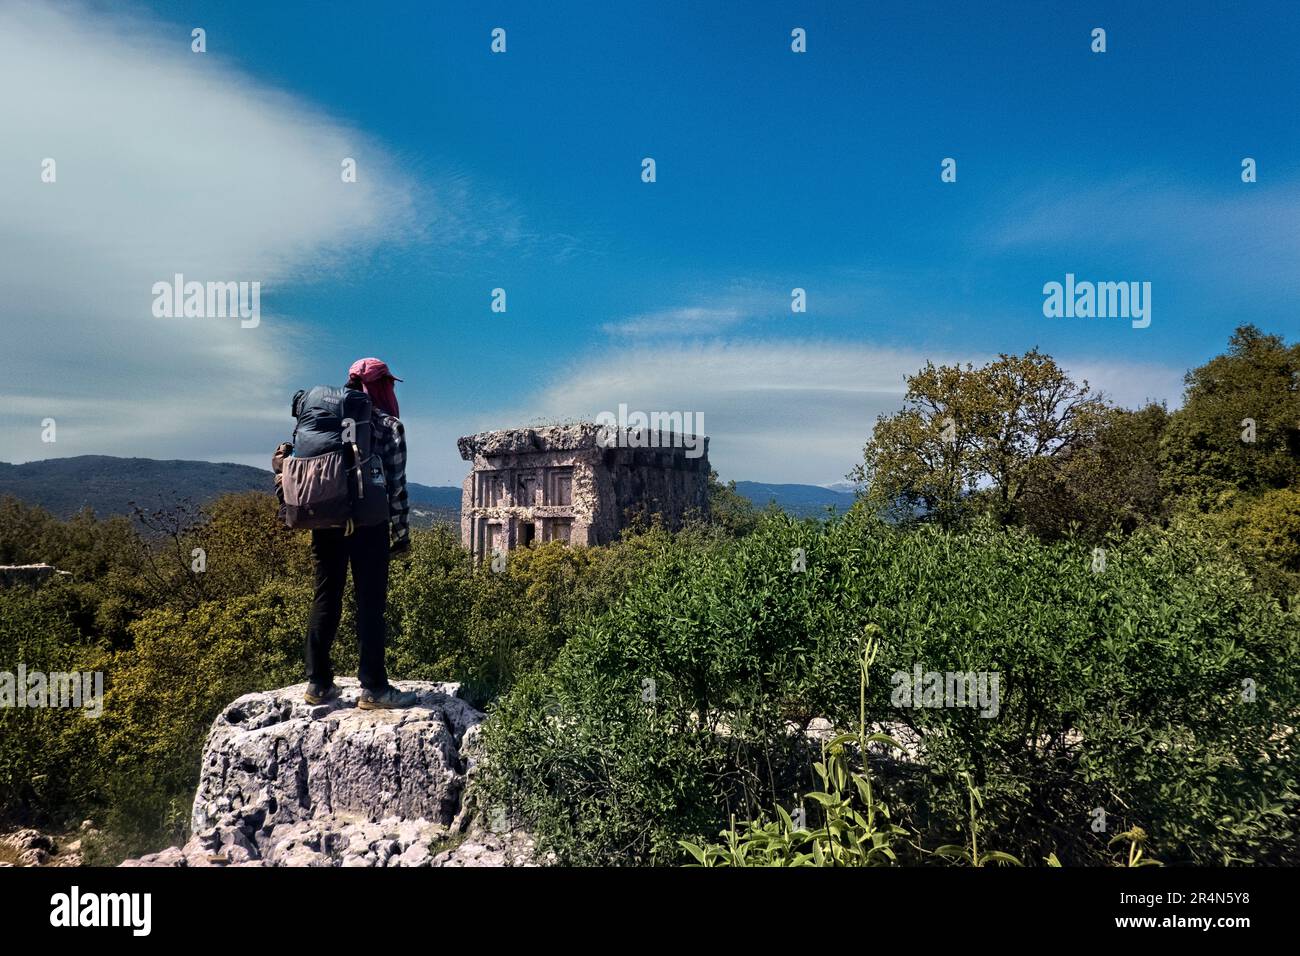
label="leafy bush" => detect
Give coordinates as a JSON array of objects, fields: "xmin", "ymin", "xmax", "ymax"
[
  {"xmin": 387, "ymin": 525, "xmax": 679, "ymax": 704},
  {"xmin": 74, "ymin": 581, "xmax": 312, "ymax": 856},
  {"xmin": 0, "ymin": 585, "xmax": 106, "ymax": 825},
  {"xmin": 98, "ymin": 581, "xmax": 310, "ymax": 783},
  {"xmin": 480, "ymin": 510, "xmax": 1300, "ymax": 865},
  {"xmin": 0, "ymin": 492, "xmax": 316, "ymax": 851},
  {"xmin": 1184, "ymin": 486, "xmax": 1300, "ymax": 602},
  {"xmin": 1160, "ymin": 325, "xmax": 1300, "ymax": 509},
  {"xmin": 681, "ymin": 630, "xmax": 914, "ymax": 866}
]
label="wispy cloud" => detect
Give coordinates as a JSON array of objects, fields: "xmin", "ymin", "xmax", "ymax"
[
  {"xmin": 602, "ymin": 306, "xmax": 748, "ymax": 337},
  {"xmin": 0, "ymin": 1, "xmax": 440, "ymax": 463},
  {"xmin": 986, "ymin": 173, "xmax": 1300, "ymax": 292},
  {"xmin": 436, "ymin": 337, "xmax": 1186, "ymax": 485},
  {"xmin": 599, "ymin": 277, "xmax": 820, "ymax": 337}
]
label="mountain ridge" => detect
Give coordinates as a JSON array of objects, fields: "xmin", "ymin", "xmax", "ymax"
[
  {"xmin": 0, "ymin": 457, "xmax": 854, "ymax": 523},
  {"xmin": 731, "ymin": 480, "xmax": 856, "ymax": 518},
  {"xmin": 0, "ymin": 455, "xmax": 460, "ymax": 522}
]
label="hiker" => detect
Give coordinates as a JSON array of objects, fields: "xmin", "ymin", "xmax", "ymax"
[{"xmin": 272, "ymin": 357, "xmax": 416, "ymax": 710}]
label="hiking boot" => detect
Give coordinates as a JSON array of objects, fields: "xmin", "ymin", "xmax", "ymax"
[
  {"xmin": 304, "ymin": 682, "xmax": 342, "ymax": 705},
  {"xmin": 357, "ymin": 685, "xmax": 419, "ymax": 710}
]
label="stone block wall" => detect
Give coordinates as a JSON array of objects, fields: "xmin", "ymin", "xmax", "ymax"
[{"xmin": 457, "ymin": 423, "xmax": 709, "ymax": 560}]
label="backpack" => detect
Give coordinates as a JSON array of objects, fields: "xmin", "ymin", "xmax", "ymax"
[{"xmin": 278, "ymin": 385, "xmax": 390, "ymax": 531}]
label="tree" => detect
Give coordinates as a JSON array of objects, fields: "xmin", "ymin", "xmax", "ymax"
[
  {"xmin": 706, "ymin": 469, "xmax": 760, "ymax": 536},
  {"xmin": 0, "ymin": 496, "xmax": 57, "ymax": 565},
  {"xmin": 1161, "ymin": 325, "xmax": 1300, "ymax": 510},
  {"xmin": 850, "ymin": 350, "xmax": 1108, "ymax": 525},
  {"xmin": 1018, "ymin": 403, "xmax": 1170, "ymax": 538},
  {"xmin": 1195, "ymin": 486, "xmax": 1300, "ymax": 600}
]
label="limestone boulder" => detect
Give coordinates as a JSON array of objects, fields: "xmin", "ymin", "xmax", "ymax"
[{"xmin": 120, "ymin": 679, "xmax": 542, "ymax": 868}]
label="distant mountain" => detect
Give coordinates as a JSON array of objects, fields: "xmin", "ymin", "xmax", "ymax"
[
  {"xmin": 0, "ymin": 456, "xmax": 461, "ymax": 526},
  {"xmin": 407, "ymin": 483, "xmax": 461, "ymax": 510},
  {"xmin": 820, "ymin": 480, "xmax": 863, "ymax": 496},
  {"xmin": 1, "ymin": 457, "xmax": 855, "ymax": 527},
  {"xmin": 0, "ymin": 456, "xmax": 269, "ymax": 518},
  {"xmin": 406, "ymin": 483, "xmax": 461, "ymax": 527},
  {"xmin": 732, "ymin": 481, "xmax": 856, "ymax": 518}
]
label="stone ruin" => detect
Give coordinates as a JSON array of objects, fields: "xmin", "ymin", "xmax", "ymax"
[{"xmin": 457, "ymin": 422, "xmax": 710, "ymax": 560}]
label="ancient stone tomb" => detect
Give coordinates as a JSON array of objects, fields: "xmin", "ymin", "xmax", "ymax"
[{"xmin": 457, "ymin": 422, "xmax": 709, "ymax": 560}]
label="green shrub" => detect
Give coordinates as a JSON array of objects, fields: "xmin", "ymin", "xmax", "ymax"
[
  {"xmin": 0, "ymin": 584, "xmax": 106, "ymax": 826},
  {"xmin": 480, "ymin": 510, "xmax": 1300, "ymax": 865},
  {"xmin": 1181, "ymin": 486, "xmax": 1300, "ymax": 602},
  {"xmin": 681, "ymin": 630, "xmax": 914, "ymax": 866},
  {"xmin": 387, "ymin": 525, "xmax": 672, "ymax": 704},
  {"xmin": 98, "ymin": 581, "xmax": 310, "ymax": 784}
]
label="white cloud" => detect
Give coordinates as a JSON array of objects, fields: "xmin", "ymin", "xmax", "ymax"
[
  {"xmin": 0, "ymin": 0, "xmax": 424, "ymax": 464},
  {"xmin": 603, "ymin": 306, "xmax": 747, "ymax": 337},
  {"xmin": 1066, "ymin": 360, "xmax": 1185, "ymax": 412},
  {"xmin": 988, "ymin": 174, "xmax": 1300, "ymax": 292},
  {"xmin": 597, "ymin": 277, "xmax": 818, "ymax": 339},
  {"xmin": 482, "ymin": 339, "xmax": 875, "ymax": 483},
  {"xmin": 437, "ymin": 339, "xmax": 1187, "ymax": 486}
]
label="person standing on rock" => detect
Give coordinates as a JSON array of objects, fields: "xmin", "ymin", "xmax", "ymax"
[{"xmin": 274, "ymin": 357, "xmax": 417, "ymax": 710}]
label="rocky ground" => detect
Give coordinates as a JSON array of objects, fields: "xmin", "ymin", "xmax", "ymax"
[
  {"xmin": 119, "ymin": 679, "xmax": 549, "ymax": 868},
  {"xmin": 0, "ymin": 821, "xmax": 96, "ymax": 867}
]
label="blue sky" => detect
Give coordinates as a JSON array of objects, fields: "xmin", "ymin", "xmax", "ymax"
[{"xmin": 1, "ymin": 0, "xmax": 1297, "ymax": 485}]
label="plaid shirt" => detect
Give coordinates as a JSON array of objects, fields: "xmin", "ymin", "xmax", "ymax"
[{"xmin": 372, "ymin": 411, "xmax": 409, "ymax": 543}]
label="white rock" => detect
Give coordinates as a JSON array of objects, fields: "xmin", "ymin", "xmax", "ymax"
[{"xmin": 120, "ymin": 678, "xmax": 543, "ymax": 867}]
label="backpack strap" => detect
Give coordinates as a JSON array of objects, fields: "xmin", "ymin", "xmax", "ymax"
[{"xmin": 351, "ymin": 442, "xmax": 365, "ymax": 499}]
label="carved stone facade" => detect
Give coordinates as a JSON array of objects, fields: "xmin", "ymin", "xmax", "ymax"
[{"xmin": 458, "ymin": 422, "xmax": 709, "ymax": 560}]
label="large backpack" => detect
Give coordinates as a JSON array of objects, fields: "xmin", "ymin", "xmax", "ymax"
[{"xmin": 279, "ymin": 385, "xmax": 390, "ymax": 531}]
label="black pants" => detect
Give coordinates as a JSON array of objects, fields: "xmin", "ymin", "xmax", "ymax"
[{"xmin": 305, "ymin": 522, "xmax": 390, "ymax": 692}]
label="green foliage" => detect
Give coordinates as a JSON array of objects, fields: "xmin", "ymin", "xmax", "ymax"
[
  {"xmin": 1019, "ymin": 403, "xmax": 1170, "ymax": 539},
  {"xmin": 481, "ymin": 509, "xmax": 1300, "ymax": 866},
  {"xmin": 473, "ymin": 530, "xmax": 738, "ymax": 865},
  {"xmin": 1180, "ymin": 485, "xmax": 1300, "ymax": 602},
  {"xmin": 1109, "ymin": 826, "xmax": 1162, "ymax": 867},
  {"xmin": 130, "ymin": 492, "xmax": 311, "ymax": 611},
  {"xmin": 0, "ymin": 493, "xmax": 315, "ymax": 850},
  {"xmin": 387, "ymin": 526, "xmax": 664, "ymax": 704},
  {"xmin": 680, "ymin": 729, "xmax": 909, "ymax": 866},
  {"xmin": 706, "ymin": 469, "xmax": 761, "ymax": 537},
  {"xmin": 98, "ymin": 582, "xmax": 309, "ymax": 782},
  {"xmin": 680, "ymin": 630, "xmax": 911, "ymax": 866},
  {"xmin": 850, "ymin": 349, "xmax": 1108, "ymax": 526},
  {"xmin": 0, "ymin": 496, "xmax": 141, "ymax": 577},
  {"xmin": 1161, "ymin": 324, "xmax": 1300, "ymax": 509},
  {"xmin": 846, "ymin": 326, "xmax": 1298, "ymax": 608},
  {"xmin": 932, "ymin": 773, "xmax": 1022, "ymax": 867},
  {"xmin": 0, "ymin": 585, "xmax": 106, "ymax": 824}
]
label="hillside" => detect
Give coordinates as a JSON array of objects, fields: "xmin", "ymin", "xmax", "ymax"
[
  {"xmin": 0, "ymin": 457, "xmax": 854, "ymax": 525},
  {"xmin": 0, "ymin": 456, "xmax": 269, "ymax": 518},
  {"xmin": 0, "ymin": 456, "xmax": 461, "ymax": 526},
  {"xmin": 732, "ymin": 480, "xmax": 856, "ymax": 517}
]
